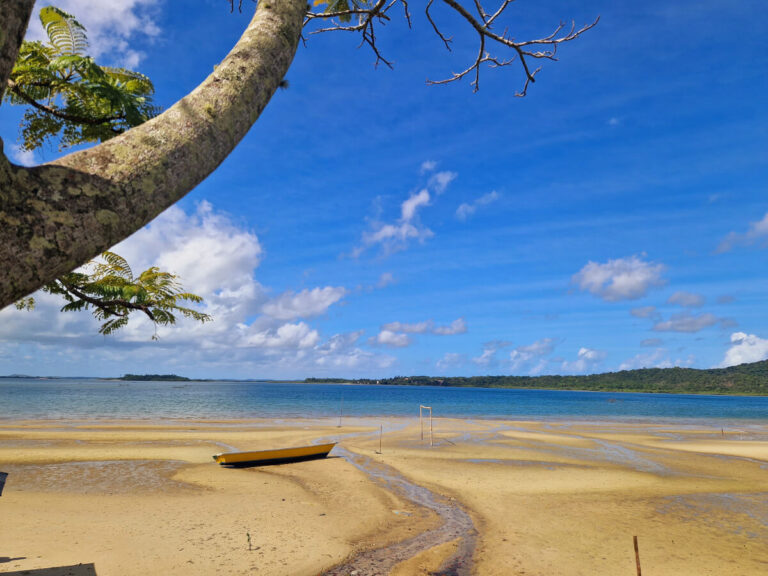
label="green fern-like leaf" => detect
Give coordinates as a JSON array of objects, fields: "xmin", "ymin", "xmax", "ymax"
[{"xmin": 39, "ymin": 6, "xmax": 89, "ymax": 56}]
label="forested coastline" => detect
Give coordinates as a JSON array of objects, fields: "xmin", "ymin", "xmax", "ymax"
[{"xmin": 306, "ymin": 361, "xmax": 768, "ymax": 395}]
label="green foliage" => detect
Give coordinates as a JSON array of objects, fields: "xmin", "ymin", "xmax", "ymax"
[
  {"xmin": 119, "ymin": 374, "xmax": 191, "ymax": 381},
  {"xmin": 41, "ymin": 251, "xmax": 211, "ymax": 339},
  {"xmin": 312, "ymin": 361, "xmax": 768, "ymax": 395},
  {"xmin": 5, "ymin": 6, "xmax": 159, "ymax": 151}
]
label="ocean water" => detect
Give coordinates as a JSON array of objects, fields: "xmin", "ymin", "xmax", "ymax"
[{"xmin": 1, "ymin": 378, "xmax": 766, "ymax": 422}]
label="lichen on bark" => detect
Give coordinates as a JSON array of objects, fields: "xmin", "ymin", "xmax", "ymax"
[{"xmin": 0, "ymin": 0, "xmax": 306, "ymax": 309}]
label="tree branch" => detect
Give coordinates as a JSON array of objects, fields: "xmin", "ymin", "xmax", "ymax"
[
  {"xmin": 427, "ymin": 0, "xmax": 598, "ymax": 94},
  {"xmin": 0, "ymin": 0, "xmax": 35, "ymax": 103},
  {"xmin": 0, "ymin": 0, "xmax": 306, "ymax": 309},
  {"xmin": 8, "ymin": 79, "xmax": 128, "ymax": 127},
  {"xmin": 304, "ymin": 0, "xmax": 597, "ymax": 95},
  {"xmin": 57, "ymin": 280, "xmax": 154, "ymax": 321}
]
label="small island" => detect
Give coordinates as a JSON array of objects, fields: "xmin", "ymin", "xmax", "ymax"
[{"xmin": 119, "ymin": 374, "xmax": 191, "ymax": 382}]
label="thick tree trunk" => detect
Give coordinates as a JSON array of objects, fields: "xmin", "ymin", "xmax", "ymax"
[{"xmin": 0, "ymin": 0, "xmax": 306, "ymax": 309}]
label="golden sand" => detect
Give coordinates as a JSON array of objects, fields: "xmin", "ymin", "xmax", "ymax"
[{"xmin": 0, "ymin": 418, "xmax": 766, "ymax": 575}]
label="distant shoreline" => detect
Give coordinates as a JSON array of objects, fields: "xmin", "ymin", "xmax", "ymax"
[{"xmin": 2, "ymin": 359, "xmax": 766, "ymax": 396}]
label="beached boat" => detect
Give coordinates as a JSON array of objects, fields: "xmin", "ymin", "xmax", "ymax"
[{"xmin": 212, "ymin": 442, "xmax": 337, "ymax": 467}]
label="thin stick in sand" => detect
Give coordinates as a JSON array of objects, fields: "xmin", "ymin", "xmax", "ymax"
[{"xmin": 633, "ymin": 535, "xmax": 642, "ymax": 576}]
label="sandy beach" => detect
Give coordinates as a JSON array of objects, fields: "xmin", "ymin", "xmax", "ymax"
[{"xmin": 1, "ymin": 418, "xmax": 766, "ymax": 575}]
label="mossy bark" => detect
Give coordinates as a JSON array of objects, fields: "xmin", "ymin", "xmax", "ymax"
[{"xmin": 0, "ymin": 0, "xmax": 305, "ymax": 308}]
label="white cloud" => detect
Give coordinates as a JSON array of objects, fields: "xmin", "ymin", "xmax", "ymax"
[
  {"xmin": 10, "ymin": 145, "xmax": 36, "ymax": 167},
  {"xmin": 456, "ymin": 191, "xmax": 500, "ymax": 221},
  {"xmin": 381, "ymin": 318, "xmax": 467, "ymax": 335},
  {"xmin": 28, "ymin": 0, "xmax": 162, "ymax": 67},
  {"xmin": 114, "ymin": 201, "xmax": 263, "ymax": 301},
  {"xmin": 354, "ymin": 168, "xmax": 458, "ymax": 257},
  {"xmin": 437, "ymin": 352, "xmax": 464, "ymax": 370},
  {"xmin": 608, "ymin": 117, "xmax": 621, "ymax": 126},
  {"xmin": 262, "ymin": 287, "xmax": 347, "ymax": 321},
  {"xmin": 355, "ymin": 189, "xmax": 433, "ymax": 256},
  {"xmin": 619, "ymin": 349, "xmax": 695, "ymax": 370},
  {"xmin": 572, "ymin": 255, "xmax": 666, "ymax": 302},
  {"xmin": 401, "ymin": 189, "xmax": 430, "ymax": 221},
  {"xmin": 376, "ymin": 273, "xmax": 395, "ymax": 288},
  {"xmin": 373, "ymin": 330, "xmax": 411, "ymax": 348},
  {"xmin": 420, "ymin": 160, "xmax": 437, "ymax": 173},
  {"xmin": 0, "ymin": 202, "xmax": 396, "ymax": 377},
  {"xmin": 717, "ymin": 211, "xmax": 768, "ymax": 253},
  {"xmin": 630, "ymin": 306, "xmax": 658, "ymax": 319},
  {"xmin": 653, "ymin": 311, "xmax": 722, "ymax": 333},
  {"xmin": 561, "ymin": 347, "xmax": 607, "ymax": 373},
  {"xmin": 640, "ymin": 338, "xmax": 663, "ymax": 347},
  {"xmin": 382, "ymin": 320, "xmax": 432, "ymax": 334},
  {"xmin": 509, "ymin": 338, "xmax": 557, "ymax": 373},
  {"xmin": 432, "ymin": 318, "xmax": 467, "ymax": 335},
  {"xmin": 667, "ymin": 291, "xmax": 705, "ymax": 308},
  {"xmin": 472, "ymin": 341, "xmax": 511, "ymax": 367},
  {"xmin": 720, "ymin": 332, "xmax": 768, "ymax": 367},
  {"xmin": 429, "ymin": 171, "xmax": 457, "ymax": 195},
  {"xmin": 241, "ymin": 322, "xmax": 320, "ymax": 349}
]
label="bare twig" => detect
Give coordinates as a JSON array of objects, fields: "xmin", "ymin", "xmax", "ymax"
[
  {"xmin": 302, "ymin": 0, "xmax": 598, "ymax": 93},
  {"xmin": 428, "ymin": 0, "xmax": 598, "ymax": 94}
]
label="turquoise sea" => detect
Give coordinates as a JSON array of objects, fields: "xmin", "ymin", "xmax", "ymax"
[{"xmin": 1, "ymin": 378, "xmax": 766, "ymax": 422}]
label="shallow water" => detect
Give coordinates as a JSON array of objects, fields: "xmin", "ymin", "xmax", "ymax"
[{"xmin": 1, "ymin": 378, "xmax": 766, "ymax": 422}]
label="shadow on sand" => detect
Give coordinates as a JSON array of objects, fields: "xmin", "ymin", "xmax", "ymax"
[{"xmin": 0, "ymin": 564, "xmax": 97, "ymax": 575}]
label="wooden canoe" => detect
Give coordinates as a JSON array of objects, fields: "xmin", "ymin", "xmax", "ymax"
[{"xmin": 212, "ymin": 442, "xmax": 336, "ymax": 467}]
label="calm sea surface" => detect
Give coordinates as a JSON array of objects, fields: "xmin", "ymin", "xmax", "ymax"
[{"xmin": 0, "ymin": 378, "xmax": 766, "ymax": 422}]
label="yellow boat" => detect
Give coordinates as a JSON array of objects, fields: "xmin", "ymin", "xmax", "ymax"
[{"xmin": 212, "ymin": 442, "xmax": 337, "ymax": 467}]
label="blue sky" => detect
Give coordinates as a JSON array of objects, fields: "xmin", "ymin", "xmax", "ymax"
[{"xmin": 0, "ymin": 0, "xmax": 766, "ymax": 379}]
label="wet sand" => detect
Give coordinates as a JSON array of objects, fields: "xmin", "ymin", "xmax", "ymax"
[{"xmin": 0, "ymin": 418, "xmax": 766, "ymax": 575}]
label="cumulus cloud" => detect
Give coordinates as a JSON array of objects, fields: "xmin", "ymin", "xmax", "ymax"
[
  {"xmin": 436, "ymin": 352, "xmax": 465, "ymax": 370},
  {"xmin": 376, "ymin": 273, "xmax": 395, "ymax": 288},
  {"xmin": 619, "ymin": 349, "xmax": 695, "ymax": 371},
  {"xmin": 241, "ymin": 322, "xmax": 320, "ymax": 349},
  {"xmin": 0, "ymin": 202, "xmax": 391, "ymax": 377},
  {"xmin": 27, "ymin": 0, "xmax": 162, "ymax": 68},
  {"xmin": 509, "ymin": 338, "xmax": 557, "ymax": 374},
  {"xmin": 720, "ymin": 332, "xmax": 768, "ymax": 367},
  {"xmin": 262, "ymin": 287, "xmax": 347, "ymax": 321},
  {"xmin": 717, "ymin": 212, "xmax": 768, "ymax": 253},
  {"xmin": 561, "ymin": 347, "xmax": 607, "ymax": 373},
  {"xmin": 631, "ymin": 306, "xmax": 658, "ymax": 319},
  {"xmin": 353, "ymin": 168, "xmax": 458, "ymax": 257},
  {"xmin": 653, "ymin": 311, "xmax": 723, "ymax": 333},
  {"xmin": 10, "ymin": 145, "xmax": 36, "ymax": 167},
  {"xmin": 381, "ymin": 318, "xmax": 467, "ymax": 335},
  {"xmin": 373, "ymin": 330, "xmax": 411, "ymax": 348},
  {"xmin": 572, "ymin": 255, "xmax": 666, "ymax": 302},
  {"xmin": 433, "ymin": 318, "xmax": 468, "ymax": 335},
  {"xmin": 472, "ymin": 341, "xmax": 511, "ymax": 367},
  {"xmin": 372, "ymin": 317, "xmax": 465, "ymax": 351},
  {"xmin": 420, "ymin": 160, "xmax": 437, "ymax": 173},
  {"xmin": 456, "ymin": 191, "xmax": 500, "ymax": 221},
  {"xmin": 354, "ymin": 189, "xmax": 434, "ymax": 256},
  {"xmin": 667, "ymin": 291, "xmax": 705, "ymax": 308},
  {"xmin": 429, "ymin": 171, "xmax": 457, "ymax": 195},
  {"xmin": 113, "ymin": 201, "xmax": 264, "ymax": 310}
]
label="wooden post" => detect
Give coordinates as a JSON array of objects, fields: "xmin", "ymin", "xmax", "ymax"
[
  {"xmin": 430, "ymin": 409, "xmax": 433, "ymax": 447},
  {"xmin": 633, "ymin": 535, "xmax": 642, "ymax": 576},
  {"xmin": 379, "ymin": 424, "xmax": 383, "ymax": 454},
  {"xmin": 419, "ymin": 405, "xmax": 432, "ymax": 445},
  {"xmin": 338, "ymin": 394, "xmax": 343, "ymax": 428}
]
